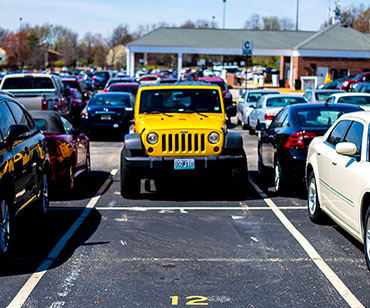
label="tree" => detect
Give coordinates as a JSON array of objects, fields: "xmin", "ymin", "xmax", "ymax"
[
  {"xmin": 181, "ymin": 19, "xmax": 218, "ymax": 29},
  {"xmin": 244, "ymin": 14, "xmax": 261, "ymax": 30},
  {"xmin": 2, "ymin": 31, "xmax": 29, "ymax": 67},
  {"xmin": 0, "ymin": 27, "xmax": 9, "ymax": 46},
  {"xmin": 244, "ymin": 14, "xmax": 294, "ymax": 31},
  {"xmin": 354, "ymin": 8, "xmax": 370, "ymax": 33}
]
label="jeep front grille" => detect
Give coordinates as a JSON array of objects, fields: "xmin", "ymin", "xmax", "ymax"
[{"xmin": 161, "ymin": 133, "xmax": 206, "ymax": 153}]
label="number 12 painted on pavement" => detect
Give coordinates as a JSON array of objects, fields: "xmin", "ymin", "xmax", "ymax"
[{"xmin": 170, "ymin": 296, "xmax": 208, "ymax": 305}]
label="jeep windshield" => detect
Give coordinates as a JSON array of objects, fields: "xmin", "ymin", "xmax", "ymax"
[{"xmin": 139, "ymin": 89, "xmax": 222, "ymax": 114}]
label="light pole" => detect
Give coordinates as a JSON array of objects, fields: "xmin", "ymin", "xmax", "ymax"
[
  {"xmin": 295, "ymin": 0, "xmax": 299, "ymax": 31},
  {"xmin": 223, "ymin": 0, "xmax": 226, "ymax": 29},
  {"xmin": 212, "ymin": 16, "xmax": 216, "ymax": 28}
]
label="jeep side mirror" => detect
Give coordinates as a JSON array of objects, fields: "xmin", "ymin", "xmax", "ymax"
[{"xmin": 226, "ymin": 105, "xmax": 236, "ymax": 118}]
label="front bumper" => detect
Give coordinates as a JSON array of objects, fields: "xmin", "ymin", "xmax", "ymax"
[{"xmin": 123, "ymin": 153, "xmax": 245, "ymax": 174}]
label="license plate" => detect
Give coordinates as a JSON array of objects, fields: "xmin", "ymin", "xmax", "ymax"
[
  {"xmin": 174, "ymin": 159, "xmax": 195, "ymax": 170},
  {"xmin": 101, "ymin": 115, "xmax": 111, "ymax": 120}
]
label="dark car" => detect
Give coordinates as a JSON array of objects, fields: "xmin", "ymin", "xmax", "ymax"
[
  {"xmin": 103, "ymin": 78, "xmax": 135, "ymax": 91},
  {"xmin": 198, "ymin": 77, "xmax": 233, "ymax": 107},
  {"xmin": 61, "ymin": 77, "xmax": 92, "ymax": 101},
  {"xmin": 0, "ymin": 95, "xmax": 50, "ymax": 255},
  {"xmin": 317, "ymin": 77, "xmax": 352, "ymax": 90},
  {"xmin": 105, "ymin": 82, "xmax": 139, "ymax": 96},
  {"xmin": 257, "ymin": 103, "xmax": 363, "ymax": 194},
  {"xmin": 92, "ymin": 71, "xmax": 112, "ymax": 90},
  {"xmin": 30, "ymin": 110, "xmax": 90, "ymax": 192},
  {"xmin": 80, "ymin": 92, "xmax": 135, "ymax": 136}
]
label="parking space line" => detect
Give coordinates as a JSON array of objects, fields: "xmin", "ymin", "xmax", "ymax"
[
  {"xmin": 248, "ymin": 175, "xmax": 364, "ymax": 308},
  {"xmin": 96, "ymin": 206, "xmax": 307, "ymax": 211},
  {"xmin": 6, "ymin": 169, "xmax": 118, "ymax": 308}
]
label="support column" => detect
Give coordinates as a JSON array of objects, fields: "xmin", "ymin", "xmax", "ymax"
[
  {"xmin": 126, "ymin": 48, "xmax": 131, "ymax": 76},
  {"xmin": 130, "ymin": 51, "xmax": 135, "ymax": 77},
  {"xmin": 289, "ymin": 54, "xmax": 294, "ymax": 89},
  {"xmin": 177, "ymin": 52, "xmax": 183, "ymax": 80}
]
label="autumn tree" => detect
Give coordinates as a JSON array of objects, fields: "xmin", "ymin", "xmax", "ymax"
[{"xmin": 2, "ymin": 31, "xmax": 29, "ymax": 67}]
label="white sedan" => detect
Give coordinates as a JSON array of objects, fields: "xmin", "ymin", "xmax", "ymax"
[
  {"xmin": 306, "ymin": 110, "xmax": 370, "ymax": 271},
  {"xmin": 326, "ymin": 93, "xmax": 370, "ymax": 110},
  {"xmin": 248, "ymin": 94, "xmax": 308, "ymax": 134}
]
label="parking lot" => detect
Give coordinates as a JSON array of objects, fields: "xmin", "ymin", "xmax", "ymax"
[{"xmin": 0, "ymin": 119, "xmax": 368, "ymax": 308}]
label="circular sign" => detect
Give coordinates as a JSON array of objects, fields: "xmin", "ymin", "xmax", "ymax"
[{"xmin": 243, "ymin": 41, "xmax": 251, "ymax": 50}]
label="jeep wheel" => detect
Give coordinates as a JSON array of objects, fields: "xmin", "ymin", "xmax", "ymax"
[{"xmin": 120, "ymin": 149, "xmax": 140, "ymax": 199}]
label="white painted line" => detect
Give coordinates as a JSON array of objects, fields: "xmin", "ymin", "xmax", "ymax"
[
  {"xmin": 96, "ymin": 206, "xmax": 307, "ymax": 211},
  {"xmin": 7, "ymin": 169, "xmax": 118, "ymax": 308},
  {"xmin": 248, "ymin": 175, "xmax": 365, "ymax": 308}
]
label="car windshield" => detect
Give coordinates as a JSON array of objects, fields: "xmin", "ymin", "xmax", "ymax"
[
  {"xmin": 294, "ymin": 106, "xmax": 359, "ymax": 127},
  {"xmin": 315, "ymin": 92, "xmax": 340, "ymax": 101},
  {"xmin": 139, "ymin": 89, "xmax": 222, "ymax": 114},
  {"xmin": 2, "ymin": 77, "xmax": 54, "ymax": 89},
  {"xmin": 337, "ymin": 96, "xmax": 370, "ymax": 106},
  {"xmin": 247, "ymin": 92, "xmax": 279, "ymax": 102},
  {"xmin": 89, "ymin": 94, "xmax": 132, "ymax": 107},
  {"xmin": 266, "ymin": 97, "xmax": 306, "ymax": 107},
  {"xmin": 109, "ymin": 86, "xmax": 138, "ymax": 94},
  {"xmin": 353, "ymin": 73, "xmax": 364, "ymax": 80}
]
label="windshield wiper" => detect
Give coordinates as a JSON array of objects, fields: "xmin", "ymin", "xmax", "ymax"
[
  {"xmin": 143, "ymin": 111, "xmax": 173, "ymax": 117},
  {"xmin": 182, "ymin": 109, "xmax": 209, "ymax": 118}
]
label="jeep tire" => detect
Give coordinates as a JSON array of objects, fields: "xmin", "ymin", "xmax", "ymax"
[{"xmin": 120, "ymin": 149, "xmax": 140, "ymax": 199}]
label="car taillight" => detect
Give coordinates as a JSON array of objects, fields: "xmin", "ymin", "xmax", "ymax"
[
  {"xmin": 264, "ymin": 113, "xmax": 276, "ymax": 120},
  {"xmin": 103, "ymin": 89, "xmax": 108, "ymax": 92},
  {"xmin": 92, "ymin": 76, "xmax": 95, "ymax": 81},
  {"xmin": 41, "ymin": 99, "xmax": 48, "ymax": 110},
  {"xmin": 284, "ymin": 132, "xmax": 316, "ymax": 149}
]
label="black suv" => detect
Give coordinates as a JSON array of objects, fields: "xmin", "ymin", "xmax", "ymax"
[
  {"xmin": 0, "ymin": 93, "xmax": 50, "ymax": 255},
  {"xmin": 92, "ymin": 70, "xmax": 112, "ymax": 90}
]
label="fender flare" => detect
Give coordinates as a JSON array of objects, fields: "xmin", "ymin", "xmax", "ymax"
[{"xmin": 124, "ymin": 133, "xmax": 144, "ymax": 150}]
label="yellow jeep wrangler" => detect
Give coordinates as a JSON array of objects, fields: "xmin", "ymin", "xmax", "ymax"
[{"xmin": 120, "ymin": 82, "xmax": 247, "ymax": 197}]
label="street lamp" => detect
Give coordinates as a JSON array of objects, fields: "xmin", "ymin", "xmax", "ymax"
[
  {"xmin": 223, "ymin": 0, "xmax": 226, "ymax": 29},
  {"xmin": 296, "ymin": 0, "xmax": 299, "ymax": 31},
  {"xmin": 212, "ymin": 16, "xmax": 216, "ymax": 28}
]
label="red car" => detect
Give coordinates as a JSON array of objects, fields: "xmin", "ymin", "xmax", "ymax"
[
  {"xmin": 198, "ymin": 77, "xmax": 233, "ymax": 107},
  {"xmin": 61, "ymin": 77, "xmax": 92, "ymax": 100},
  {"xmin": 340, "ymin": 72, "xmax": 370, "ymax": 91},
  {"xmin": 30, "ymin": 110, "xmax": 90, "ymax": 192}
]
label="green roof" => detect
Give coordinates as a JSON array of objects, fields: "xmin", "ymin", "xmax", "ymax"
[
  {"xmin": 129, "ymin": 28, "xmax": 315, "ymax": 50},
  {"xmin": 128, "ymin": 25, "xmax": 370, "ymax": 53}
]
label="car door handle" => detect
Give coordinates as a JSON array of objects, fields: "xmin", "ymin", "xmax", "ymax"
[
  {"xmin": 331, "ymin": 161, "xmax": 337, "ymax": 166},
  {"xmin": 317, "ymin": 152, "xmax": 321, "ymax": 156}
]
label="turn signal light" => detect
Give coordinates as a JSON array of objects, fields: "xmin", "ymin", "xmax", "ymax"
[
  {"xmin": 284, "ymin": 132, "xmax": 316, "ymax": 149},
  {"xmin": 41, "ymin": 98, "xmax": 48, "ymax": 110}
]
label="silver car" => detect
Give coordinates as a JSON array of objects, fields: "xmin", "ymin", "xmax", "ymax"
[
  {"xmin": 248, "ymin": 94, "xmax": 308, "ymax": 134},
  {"xmin": 303, "ymin": 89, "xmax": 344, "ymax": 103},
  {"xmin": 237, "ymin": 89, "xmax": 280, "ymax": 129}
]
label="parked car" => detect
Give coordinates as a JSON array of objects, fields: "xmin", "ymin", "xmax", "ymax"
[
  {"xmin": 80, "ymin": 92, "xmax": 135, "ymax": 136},
  {"xmin": 103, "ymin": 78, "xmax": 135, "ymax": 91},
  {"xmin": 306, "ymin": 110, "xmax": 370, "ymax": 271},
  {"xmin": 105, "ymin": 82, "xmax": 139, "ymax": 96},
  {"xmin": 0, "ymin": 73, "xmax": 70, "ymax": 114},
  {"xmin": 61, "ymin": 76, "xmax": 92, "ymax": 101},
  {"xmin": 317, "ymin": 77, "xmax": 352, "ymax": 90},
  {"xmin": 326, "ymin": 93, "xmax": 370, "ymax": 110},
  {"xmin": 340, "ymin": 72, "xmax": 370, "ymax": 91},
  {"xmin": 0, "ymin": 94, "xmax": 50, "ymax": 255},
  {"xmin": 69, "ymin": 88, "xmax": 86, "ymax": 121},
  {"xmin": 237, "ymin": 89, "xmax": 280, "ymax": 129},
  {"xmin": 257, "ymin": 103, "xmax": 363, "ymax": 193},
  {"xmin": 30, "ymin": 110, "xmax": 90, "ymax": 192},
  {"xmin": 198, "ymin": 77, "xmax": 233, "ymax": 108},
  {"xmin": 92, "ymin": 71, "xmax": 112, "ymax": 90},
  {"xmin": 352, "ymin": 82, "xmax": 370, "ymax": 93},
  {"xmin": 248, "ymin": 95, "xmax": 308, "ymax": 134},
  {"xmin": 138, "ymin": 75, "xmax": 163, "ymax": 85},
  {"xmin": 303, "ymin": 89, "xmax": 345, "ymax": 103}
]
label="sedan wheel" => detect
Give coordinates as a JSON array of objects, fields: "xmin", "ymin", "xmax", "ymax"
[
  {"xmin": 39, "ymin": 173, "xmax": 49, "ymax": 214},
  {"xmin": 0, "ymin": 199, "xmax": 11, "ymax": 254},
  {"xmin": 364, "ymin": 206, "xmax": 370, "ymax": 271},
  {"xmin": 66, "ymin": 165, "xmax": 75, "ymax": 192},
  {"xmin": 307, "ymin": 172, "xmax": 324, "ymax": 223},
  {"xmin": 274, "ymin": 160, "xmax": 286, "ymax": 194}
]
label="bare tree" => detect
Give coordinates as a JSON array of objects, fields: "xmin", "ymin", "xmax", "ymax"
[
  {"xmin": 244, "ymin": 14, "xmax": 261, "ymax": 30},
  {"xmin": 0, "ymin": 27, "xmax": 9, "ymax": 46},
  {"xmin": 354, "ymin": 7, "xmax": 370, "ymax": 33}
]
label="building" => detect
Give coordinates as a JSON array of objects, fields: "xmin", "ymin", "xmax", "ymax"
[{"xmin": 127, "ymin": 24, "xmax": 370, "ymax": 88}]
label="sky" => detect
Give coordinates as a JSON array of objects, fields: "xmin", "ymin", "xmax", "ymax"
[{"xmin": 0, "ymin": 0, "xmax": 367, "ymax": 38}]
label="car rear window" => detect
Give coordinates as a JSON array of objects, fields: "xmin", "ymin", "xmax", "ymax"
[
  {"xmin": 294, "ymin": 106, "xmax": 359, "ymax": 127},
  {"xmin": 337, "ymin": 96, "xmax": 370, "ymax": 106},
  {"xmin": 62, "ymin": 80, "xmax": 79, "ymax": 89},
  {"xmin": 315, "ymin": 92, "xmax": 339, "ymax": 101},
  {"xmin": 208, "ymin": 81, "xmax": 227, "ymax": 91},
  {"xmin": 89, "ymin": 94, "xmax": 132, "ymax": 107},
  {"xmin": 2, "ymin": 77, "xmax": 55, "ymax": 89},
  {"xmin": 94, "ymin": 72, "xmax": 110, "ymax": 78},
  {"xmin": 139, "ymin": 89, "xmax": 222, "ymax": 114},
  {"xmin": 247, "ymin": 92, "xmax": 279, "ymax": 102},
  {"xmin": 266, "ymin": 97, "xmax": 306, "ymax": 107}
]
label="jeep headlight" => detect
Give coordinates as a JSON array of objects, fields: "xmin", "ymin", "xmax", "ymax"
[
  {"xmin": 208, "ymin": 132, "xmax": 220, "ymax": 144},
  {"xmin": 147, "ymin": 132, "xmax": 159, "ymax": 144}
]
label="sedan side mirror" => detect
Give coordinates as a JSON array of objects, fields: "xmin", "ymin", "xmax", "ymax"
[
  {"xmin": 256, "ymin": 123, "xmax": 266, "ymax": 131},
  {"xmin": 336, "ymin": 142, "xmax": 358, "ymax": 156},
  {"xmin": 6, "ymin": 124, "xmax": 30, "ymax": 150},
  {"xmin": 226, "ymin": 105, "xmax": 236, "ymax": 118}
]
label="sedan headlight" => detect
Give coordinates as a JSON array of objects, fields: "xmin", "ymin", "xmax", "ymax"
[
  {"xmin": 208, "ymin": 132, "xmax": 220, "ymax": 144},
  {"xmin": 147, "ymin": 132, "xmax": 159, "ymax": 145}
]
